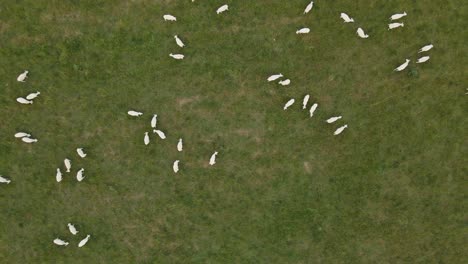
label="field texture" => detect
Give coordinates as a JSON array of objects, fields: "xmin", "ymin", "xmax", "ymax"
[{"xmin": 0, "ymin": 0, "xmax": 466, "ymax": 263}]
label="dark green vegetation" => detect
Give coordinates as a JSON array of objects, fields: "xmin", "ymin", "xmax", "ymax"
[{"xmin": 0, "ymin": 0, "xmax": 466, "ymax": 263}]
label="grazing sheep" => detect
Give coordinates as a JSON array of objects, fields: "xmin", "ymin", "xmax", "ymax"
[
  {"xmin": 267, "ymin": 73, "xmax": 283, "ymax": 82},
  {"xmin": 209, "ymin": 152, "xmax": 218, "ymax": 166},
  {"xmin": 144, "ymin": 132, "xmax": 150, "ymax": 145},
  {"xmin": 56, "ymin": 168, "xmax": 62, "ymax": 182},
  {"xmin": 326, "ymin": 116, "xmax": 342, "ymax": 123},
  {"xmin": 418, "ymin": 44, "xmax": 433, "ymax": 53},
  {"xmin": 388, "ymin": 22, "xmax": 404, "ymax": 30},
  {"xmin": 357, "ymin": 28, "xmax": 369, "ymax": 38},
  {"xmin": 68, "ymin": 223, "xmax": 79, "ymax": 235},
  {"xmin": 416, "ymin": 56, "xmax": 430, "ymax": 63},
  {"xmin": 14, "ymin": 132, "xmax": 31, "ymax": 138},
  {"xmin": 340, "ymin": 13, "xmax": 354, "ymax": 23},
  {"xmin": 53, "ymin": 238, "xmax": 69, "ymax": 246},
  {"xmin": 296, "ymin": 28, "xmax": 310, "ymax": 34},
  {"xmin": 309, "ymin": 103, "xmax": 318, "ymax": 117},
  {"xmin": 173, "ymin": 160, "xmax": 180, "ymax": 173},
  {"xmin": 154, "ymin": 130, "xmax": 166, "ymax": 139},
  {"xmin": 78, "ymin": 235, "xmax": 91, "ymax": 248},
  {"xmin": 17, "ymin": 71, "xmax": 28, "ymax": 82},
  {"xmin": 394, "ymin": 59, "xmax": 410, "ymax": 71},
  {"xmin": 21, "ymin": 137, "xmax": 38, "ymax": 143},
  {"xmin": 390, "ymin": 12, "xmax": 407, "ymax": 20},
  {"xmin": 128, "ymin": 110, "xmax": 143, "ymax": 117},
  {"xmin": 334, "ymin": 124, "xmax": 348, "ymax": 135},
  {"xmin": 283, "ymin": 99, "xmax": 295, "ymax": 110},
  {"xmin": 216, "ymin": 4, "xmax": 229, "ymax": 14},
  {"xmin": 304, "ymin": 1, "xmax": 314, "ymax": 14},
  {"xmin": 76, "ymin": 148, "xmax": 87, "ymax": 158},
  {"xmin": 302, "ymin": 95, "xmax": 310, "ymax": 109},
  {"xmin": 151, "ymin": 114, "xmax": 157, "ymax": 128},
  {"xmin": 76, "ymin": 168, "xmax": 85, "ymax": 182},
  {"xmin": 163, "ymin": 15, "xmax": 177, "ymax": 21},
  {"xmin": 279, "ymin": 79, "xmax": 291, "ymax": 86},
  {"xmin": 177, "ymin": 138, "xmax": 183, "ymax": 152},
  {"xmin": 174, "ymin": 35, "xmax": 185, "ymax": 48},
  {"xmin": 169, "ymin": 53, "xmax": 184, "ymax": 60},
  {"xmin": 16, "ymin": 97, "xmax": 33, "ymax": 104},
  {"xmin": 0, "ymin": 175, "xmax": 11, "ymax": 184},
  {"xmin": 64, "ymin": 159, "xmax": 71, "ymax": 173},
  {"xmin": 26, "ymin": 91, "xmax": 41, "ymax": 100}
]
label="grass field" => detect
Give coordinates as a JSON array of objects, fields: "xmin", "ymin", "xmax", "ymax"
[{"xmin": 0, "ymin": 0, "xmax": 466, "ymax": 263}]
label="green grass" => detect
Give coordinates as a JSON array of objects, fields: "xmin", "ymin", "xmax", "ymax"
[{"xmin": 0, "ymin": 0, "xmax": 466, "ymax": 263}]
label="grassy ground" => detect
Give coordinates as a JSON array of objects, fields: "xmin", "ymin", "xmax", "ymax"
[{"xmin": 0, "ymin": 0, "xmax": 466, "ymax": 263}]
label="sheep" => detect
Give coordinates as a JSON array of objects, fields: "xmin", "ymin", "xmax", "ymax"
[
  {"xmin": 154, "ymin": 130, "xmax": 166, "ymax": 139},
  {"xmin": 309, "ymin": 103, "xmax": 318, "ymax": 117},
  {"xmin": 144, "ymin": 132, "xmax": 150, "ymax": 145},
  {"xmin": 53, "ymin": 238, "xmax": 69, "ymax": 246},
  {"xmin": 16, "ymin": 97, "xmax": 33, "ymax": 104},
  {"xmin": 0, "ymin": 175, "xmax": 11, "ymax": 184},
  {"xmin": 279, "ymin": 79, "xmax": 291, "ymax": 86},
  {"xmin": 416, "ymin": 56, "xmax": 430, "ymax": 63},
  {"xmin": 163, "ymin": 15, "xmax": 177, "ymax": 21},
  {"xmin": 394, "ymin": 59, "xmax": 410, "ymax": 71},
  {"xmin": 388, "ymin": 22, "xmax": 404, "ymax": 30},
  {"xmin": 177, "ymin": 138, "xmax": 183, "ymax": 152},
  {"xmin": 302, "ymin": 94, "xmax": 310, "ymax": 109},
  {"xmin": 209, "ymin": 151, "xmax": 218, "ymax": 166},
  {"xmin": 216, "ymin": 4, "xmax": 229, "ymax": 14},
  {"xmin": 357, "ymin": 28, "xmax": 369, "ymax": 38},
  {"xmin": 169, "ymin": 53, "xmax": 184, "ymax": 60},
  {"xmin": 296, "ymin": 28, "xmax": 310, "ymax": 34},
  {"xmin": 304, "ymin": 1, "xmax": 314, "ymax": 14},
  {"xmin": 127, "ymin": 110, "xmax": 143, "ymax": 117},
  {"xmin": 283, "ymin": 99, "xmax": 295, "ymax": 110},
  {"xmin": 68, "ymin": 223, "xmax": 79, "ymax": 235},
  {"xmin": 64, "ymin": 159, "xmax": 71, "ymax": 173},
  {"xmin": 56, "ymin": 168, "xmax": 62, "ymax": 182},
  {"xmin": 26, "ymin": 91, "xmax": 41, "ymax": 100},
  {"xmin": 17, "ymin": 71, "xmax": 28, "ymax": 82},
  {"xmin": 21, "ymin": 137, "xmax": 38, "ymax": 143},
  {"xmin": 76, "ymin": 168, "xmax": 85, "ymax": 182},
  {"xmin": 418, "ymin": 44, "xmax": 433, "ymax": 53},
  {"xmin": 76, "ymin": 148, "xmax": 87, "ymax": 158},
  {"xmin": 173, "ymin": 160, "xmax": 180, "ymax": 173},
  {"xmin": 267, "ymin": 73, "xmax": 283, "ymax": 82},
  {"xmin": 174, "ymin": 35, "xmax": 185, "ymax": 48},
  {"xmin": 390, "ymin": 12, "xmax": 407, "ymax": 20},
  {"xmin": 78, "ymin": 235, "xmax": 91, "ymax": 248},
  {"xmin": 326, "ymin": 116, "xmax": 342, "ymax": 123},
  {"xmin": 14, "ymin": 132, "xmax": 31, "ymax": 138},
  {"xmin": 340, "ymin": 13, "xmax": 354, "ymax": 23},
  {"xmin": 151, "ymin": 114, "xmax": 157, "ymax": 128},
  {"xmin": 334, "ymin": 124, "xmax": 348, "ymax": 135}
]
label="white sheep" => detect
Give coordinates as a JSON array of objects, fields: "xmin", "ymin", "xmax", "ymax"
[
  {"xmin": 279, "ymin": 79, "xmax": 291, "ymax": 86},
  {"xmin": 144, "ymin": 132, "xmax": 150, "ymax": 145},
  {"xmin": 357, "ymin": 28, "xmax": 369, "ymax": 38},
  {"xmin": 154, "ymin": 130, "xmax": 166, "ymax": 139},
  {"xmin": 16, "ymin": 97, "xmax": 33, "ymax": 104},
  {"xmin": 151, "ymin": 114, "xmax": 157, "ymax": 128},
  {"xmin": 309, "ymin": 103, "xmax": 318, "ymax": 117},
  {"xmin": 418, "ymin": 44, "xmax": 433, "ymax": 53},
  {"xmin": 326, "ymin": 116, "xmax": 342, "ymax": 123},
  {"xmin": 76, "ymin": 168, "xmax": 85, "ymax": 182},
  {"xmin": 304, "ymin": 1, "xmax": 314, "ymax": 14},
  {"xmin": 416, "ymin": 56, "xmax": 430, "ymax": 63},
  {"xmin": 169, "ymin": 53, "xmax": 184, "ymax": 60},
  {"xmin": 209, "ymin": 152, "xmax": 218, "ymax": 166},
  {"xmin": 14, "ymin": 132, "xmax": 31, "ymax": 138},
  {"xmin": 283, "ymin": 99, "xmax": 295, "ymax": 110},
  {"xmin": 64, "ymin": 159, "xmax": 71, "ymax": 173},
  {"xmin": 76, "ymin": 148, "xmax": 87, "ymax": 158},
  {"xmin": 394, "ymin": 59, "xmax": 410, "ymax": 71},
  {"xmin": 26, "ymin": 91, "xmax": 41, "ymax": 100},
  {"xmin": 17, "ymin": 71, "xmax": 28, "ymax": 82},
  {"xmin": 267, "ymin": 73, "xmax": 283, "ymax": 82},
  {"xmin": 78, "ymin": 235, "xmax": 91, "ymax": 248},
  {"xmin": 216, "ymin": 4, "xmax": 229, "ymax": 14},
  {"xmin": 56, "ymin": 168, "xmax": 62, "ymax": 182},
  {"xmin": 390, "ymin": 12, "xmax": 407, "ymax": 20},
  {"xmin": 127, "ymin": 110, "xmax": 143, "ymax": 117},
  {"xmin": 21, "ymin": 137, "xmax": 38, "ymax": 143},
  {"xmin": 296, "ymin": 28, "xmax": 310, "ymax": 34},
  {"xmin": 174, "ymin": 35, "xmax": 185, "ymax": 48},
  {"xmin": 68, "ymin": 223, "xmax": 79, "ymax": 235},
  {"xmin": 334, "ymin": 124, "xmax": 348, "ymax": 135},
  {"xmin": 302, "ymin": 95, "xmax": 310, "ymax": 109},
  {"xmin": 177, "ymin": 138, "xmax": 183, "ymax": 152},
  {"xmin": 173, "ymin": 160, "xmax": 180, "ymax": 173},
  {"xmin": 340, "ymin": 13, "xmax": 354, "ymax": 23},
  {"xmin": 388, "ymin": 22, "xmax": 404, "ymax": 30},
  {"xmin": 53, "ymin": 238, "xmax": 69, "ymax": 246},
  {"xmin": 0, "ymin": 175, "xmax": 11, "ymax": 184},
  {"xmin": 163, "ymin": 15, "xmax": 177, "ymax": 21}
]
